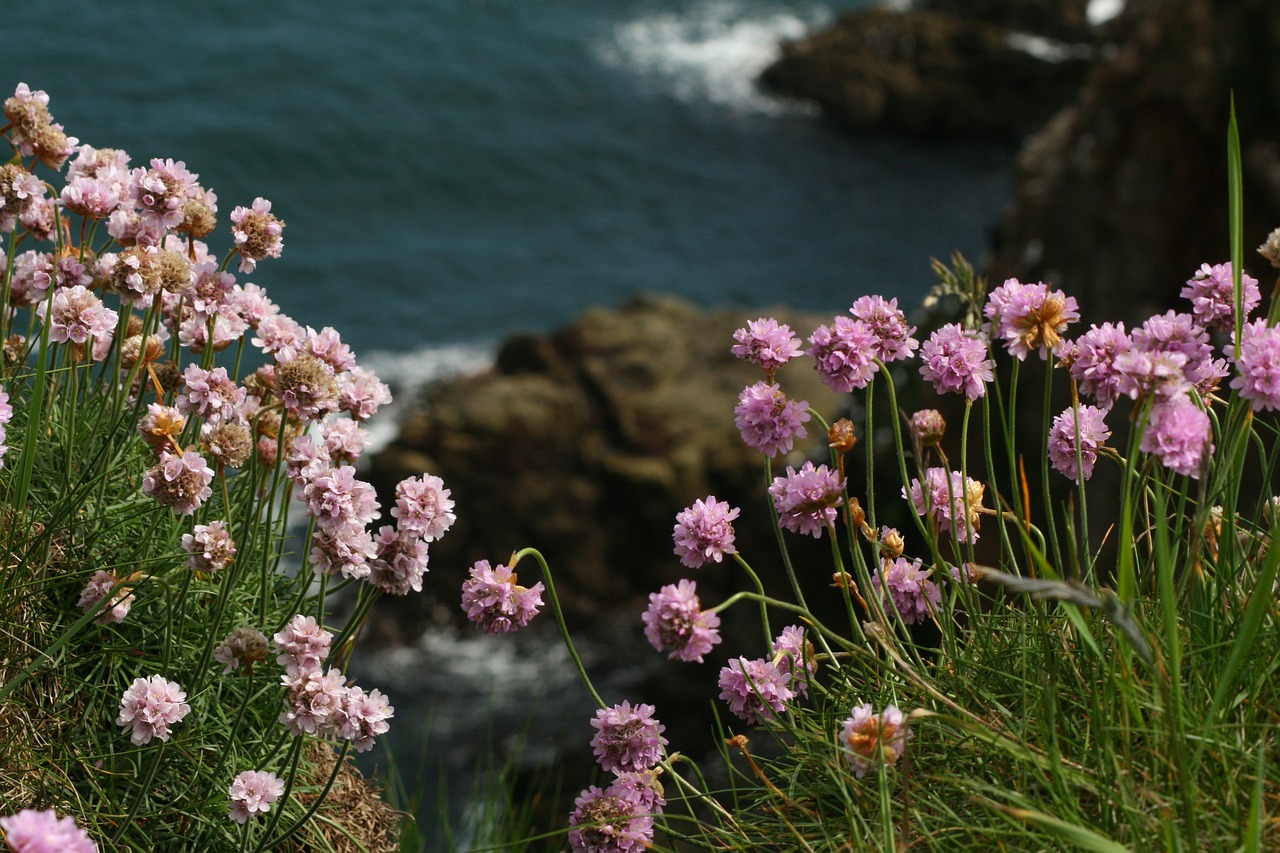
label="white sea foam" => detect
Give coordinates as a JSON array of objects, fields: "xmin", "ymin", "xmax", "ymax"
[
  {"xmin": 1087, "ymin": 0, "xmax": 1125, "ymax": 26},
  {"xmin": 594, "ymin": 0, "xmax": 833, "ymax": 116},
  {"xmin": 358, "ymin": 342, "xmax": 495, "ymax": 454}
]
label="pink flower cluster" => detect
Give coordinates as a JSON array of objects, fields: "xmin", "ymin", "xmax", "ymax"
[
  {"xmin": 642, "ymin": 579, "xmax": 721, "ymax": 663},
  {"xmin": 0, "ymin": 809, "xmax": 97, "ymax": 853},
  {"xmin": 228, "ymin": 770, "xmax": 285, "ymax": 824},
  {"xmin": 718, "ymin": 656, "xmax": 794, "ymax": 725},
  {"xmin": 840, "ymin": 703, "xmax": 912, "ymax": 778},
  {"xmin": 460, "ymin": 560, "xmax": 545, "ymax": 635},
  {"xmin": 77, "ymin": 571, "xmax": 135, "ymax": 625},
  {"xmin": 590, "ymin": 701, "xmax": 667, "ymax": 773},
  {"xmin": 904, "ymin": 468, "xmax": 986, "ymax": 543},
  {"xmin": 873, "ymin": 558, "xmax": 942, "ymax": 625},
  {"xmin": 116, "ymin": 675, "xmax": 191, "ymax": 745},
  {"xmin": 568, "ymin": 776, "xmax": 660, "ymax": 853},
  {"xmin": 769, "ymin": 461, "xmax": 845, "ymax": 538},
  {"xmin": 734, "ymin": 381, "xmax": 810, "ymax": 457},
  {"xmin": 1047, "ymin": 405, "xmax": 1110, "ymax": 481},
  {"xmin": 672, "ymin": 496, "xmax": 739, "ymax": 568}
]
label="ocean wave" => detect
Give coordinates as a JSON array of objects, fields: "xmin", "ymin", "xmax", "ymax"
[{"xmin": 593, "ymin": 0, "xmax": 833, "ymax": 116}]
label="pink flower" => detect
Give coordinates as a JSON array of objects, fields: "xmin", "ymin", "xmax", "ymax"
[
  {"xmin": 872, "ymin": 558, "xmax": 942, "ymax": 625},
  {"xmin": 0, "ymin": 809, "xmax": 97, "ymax": 853},
  {"xmin": 176, "ymin": 365, "xmax": 246, "ymax": 426},
  {"xmin": 849, "ymin": 295, "xmax": 918, "ymax": 362},
  {"xmin": 808, "ymin": 316, "xmax": 879, "ymax": 392},
  {"xmin": 460, "ymin": 560, "xmax": 545, "ymax": 635},
  {"xmin": 389, "ymin": 474, "xmax": 455, "ymax": 541},
  {"xmin": 337, "ymin": 366, "xmax": 393, "ymax": 420},
  {"xmin": 319, "ymin": 418, "xmax": 368, "ymax": 465},
  {"xmin": 642, "ymin": 579, "xmax": 721, "ymax": 662},
  {"xmin": 1230, "ymin": 318, "xmax": 1280, "ymax": 411},
  {"xmin": 273, "ymin": 614, "xmax": 332, "ymax": 677},
  {"xmin": 367, "ymin": 526, "xmax": 430, "ymax": 595},
  {"xmin": 116, "ymin": 675, "xmax": 191, "ymax": 745},
  {"xmin": 733, "ymin": 381, "xmax": 809, "ymax": 457},
  {"xmin": 1182, "ymin": 261, "xmax": 1261, "ymax": 332},
  {"xmin": 279, "ymin": 668, "xmax": 347, "ymax": 736},
  {"xmin": 718, "ymin": 657, "xmax": 793, "ymax": 725},
  {"xmin": 229, "ymin": 197, "xmax": 284, "ymax": 273},
  {"xmin": 304, "ymin": 326, "xmax": 355, "ymax": 373},
  {"xmin": 568, "ymin": 783, "xmax": 654, "ymax": 853},
  {"xmin": 919, "ymin": 323, "xmax": 994, "ymax": 400},
  {"xmin": 37, "ymin": 285, "xmax": 117, "ymax": 346},
  {"xmin": 214, "ymin": 628, "xmax": 269, "ymax": 675},
  {"xmin": 334, "ymin": 685, "xmax": 394, "ymax": 753},
  {"xmin": 297, "ymin": 464, "xmax": 380, "ymax": 531},
  {"xmin": 731, "ymin": 317, "xmax": 803, "ymax": 374},
  {"xmin": 904, "ymin": 468, "xmax": 986, "ymax": 543},
  {"xmin": 182, "ymin": 521, "xmax": 237, "ymax": 573},
  {"xmin": 1068, "ymin": 322, "xmax": 1131, "ymax": 409},
  {"xmin": 141, "ymin": 451, "xmax": 214, "ymax": 516},
  {"xmin": 1140, "ymin": 394, "xmax": 1213, "ymax": 478},
  {"xmin": 768, "ymin": 461, "xmax": 845, "ymax": 538},
  {"xmin": 1119, "ymin": 311, "xmax": 1227, "ymax": 400},
  {"xmin": 590, "ymin": 701, "xmax": 667, "ymax": 773},
  {"xmin": 840, "ymin": 703, "xmax": 911, "ymax": 778},
  {"xmin": 771, "ymin": 625, "xmax": 817, "ymax": 697},
  {"xmin": 984, "ymin": 278, "xmax": 1079, "ymax": 360},
  {"xmin": 909, "ymin": 409, "xmax": 946, "ymax": 447},
  {"xmin": 130, "ymin": 158, "xmax": 198, "ymax": 231},
  {"xmin": 672, "ymin": 496, "xmax": 739, "ymax": 568},
  {"xmin": 77, "ymin": 571, "xmax": 134, "ymax": 625},
  {"xmin": 228, "ymin": 770, "xmax": 285, "ymax": 824},
  {"xmin": 1047, "ymin": 405, "xmax": 1110, "ymax": 481},
  {"xmin": 310, "ymin": 521, "xmax": 377, "ymax": 580}
]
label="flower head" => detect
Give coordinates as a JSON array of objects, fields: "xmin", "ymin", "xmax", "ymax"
[
  {"xmin": 919, "ymin": 323, "xmax": 995, "ymax": 400},
  {"xmin": 672, "ymin": 496, "xmax": 739, "ymax": 568},
  {"xmin": 333, "ymin": 685, "xmax": 394, "ymax": 753},
  {"xmin": 273, "ymin": 614, "xmax": 332, "ymax": 677},
  {"xmin": 279, "ymin": 668, "xmax": 347, "ymax": 736},
  {"xmin": 141, "ymin": 450, "xmax": 214, "ymax": 516},
  {"xmin": 904, "ymin": 468, "xmax": 986, "ymax": 543},
  {"xmin": 229, "ymin": 197, "xmax": 284, "ymax": 273},
  {"xmin": 849, "ymin": 295, "xmax": 918, "ymax": 361},
  {"xmin": 0, "ymin": 809, "xmax": 97, "ymax": 853},
  {"xmin": 642, "ymin": 579, "xmax": 721, "ymax": 662},
  {"xmin": 389, "ymin": 474, "xmax": 455, "ymax": 541},
  {"xmin": 568, "ymin": 783, "xmax": 654, "ymax": 853},
  {"xmin": 590, "ymin": 701, "xmax": 668, "ymax": 773},
  {"xmin": 77, "ymin": 571, "xmax": 135, "ymax": 625},
  {"xmin": 733, "ymin": 381, "xmax": 810, "ymax": 457},
  {"xmin": 808, "ymin": 316, "xmax": 879, "ymax": 392},
  {"xmin": 182, "ymin": 520, "xmax": 237, "ymax": 573},
  {"xmin": 984, "ymin": 278, "xmax": 1079, "ymax": 360},
  {"xmin": 1140, "ymin": 394, "xmax": 1213, "ymax": 478},
  {"xmin": 731, "ymin": 317, "xmax": 803, "ymax": 374},
  {"xmin": 367, "ymin": 526, "xmax": 430, "ymax": 596},
  {"xmin": 1048, "ymin": 405, "xmax": 1110, "ymax": 481},
  {"xmin": 116, "ymin": 675, "xmax": 191, "ymax": 745},
  {"xmin": 214, "ymin": 628, "xmax": 269, "ymax": 675},
  {"xmin": 840, "ymin": 703, "xmax": 911, "ymax": 778},
  {"xmin": 909, "ymin": 409, "xmax": 946, "ymax": 447},
  {"xmin": 769, "ymin": 461, "xmax": 844, "ymax": 538},
  {"xmin": 718, "ymin": 657, "xmax": 794, "ymax": 725},
  {"xmin": 873, "ymin": 558, "xmax": 942, "ymax": 624},
  {"xmin": 36, "ymin": 285, "xmax": 117, "ymax": 346},
  {"xmin": 771, "ymin": 625, "xmax": 817, "ymax": 697},
  {"xmin": 460, "ymin": 560, "xmax": 545, "ymax": 635},
  {"xmin": 1068, "ymin": 322, "xmax": 1131, "ymax": 409},
  {"xmin": 1182, "ymin": 261, "xmax": 1261, "ymax": 332},
  {"xmin": 1230, "ymin": 318, "xmax": 1280, "ymax": 411},
  {"xmin": 228, "ymin": 770, "xmax": 285, "ymax": 824}
]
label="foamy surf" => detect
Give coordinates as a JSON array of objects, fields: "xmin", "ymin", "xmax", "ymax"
[{"xmin": 593, "ymin": 0, "xmax": 833, "ymax": 116}]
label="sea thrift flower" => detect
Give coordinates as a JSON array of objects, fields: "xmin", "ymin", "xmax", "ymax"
[
  {"xmin": 731, "ymin": 317, "xmax": 803, "ymax": 374},
  {"xmin": 919, "ymin": 323, "xmax": 995, "ymax": 400},
  {"xmin": 367, "ymin": 526, "xmax": 430, "ymax": 595},
  {"xmin": 310, "ymin": 521, "xmax": 377, "ymax": 580},
  {"xmin": 9, "ymin": 251, "xmax": 53, "ymax": 307},
  {"xmin": 252, "ymin": 313, "xmax": 306, "ymax": 360},
  {"xmin": 849, "ymin": 294, "xmax": 918, "ymax": 361},
  {"xmin": 904, "ymin": 468, "xmax": 986, "ymax": 543},
  {"xmin": 984, "ymin": 278, "xmax": 1079, "ymax": 360},
  {"xmin": 609, "ymin": 770, "xmax": 666, "ymax": 815},
  {"xmin": 909, "ymin": 409, "xmax": 946, "ymax": 447},
  {"xmin": 1068, "ymin": 322, "xmax": 1131, "ymax": 409},
  {"xmin": 60, "ymin": 174, "xmax": 122, "ymax": 219},
  {"xmin": 182, "ymin": 520, "xmax": 237, "ymax": 573},
  {"xmin": 389, "ymin": 474, "xmax": 455, "ymax": 541},
  {"xmin": 460, "ymin": 560, "xmax": 545, "ymax": 635},
  {"xmin": 297, "ymin": 464, "xmax": 380, "ymax": 532},
  {"xmin": 284, "ymin": 434, "xmax": 329, "ymax": 484},
  {"xmin": 338, "ymin": 366, "xmax": 393, "ymax": 420},
  {"xmin": 840, "ymin": 703, "xmax": 911, "ymax": 778},
  {"xmin": 137, "ymin": 404, "xmax": 185, "ymax": 452},
  {"xmin": 229, "ymin": 282, "xmax": 278, "ymax": 328},
  {"xmin": 828, "ymin": 417, "xmax": 856, "ymax": 452},
  {"xmin": 130, "ymin": 158, "xmax": 198, "ymax": 231},
  {"xmin": 77, "ymin": 570, "xmax": 135, "ymax": 625},
  {"xmin": 718, "ymin": 657, "xmax": 794, "ymax": 725},
  {"xmin": 1121, "ymin": 311, "xmax": 1227, "ymax": 399},
  {"xmin": 273, "ymin": 614, "xmax": 332, "ymax": 677},
  {"xmin": 141, "ymin": 450, "xmax": 214, "ymax": 516},
  {"xmin": 333, "ymin": 685, "xmax": 395, "ymax": 752},
  {"xmin": 1047, "ymin": 405, "xmax": 1110, "ymax": 481},
  {"xmin": 230, "ymin": 197, "xmax": 285, "ymax": 273},
  {"xmin": 672, "ymin": 496, "xmax": 739, "ymax": 568},
  {"xmin": 37, "ymin": 285, "xmax": 118, "ymax": 346},
  {"xmin": 733, "ymin": 381, "xmax": 810, "ymax": 457},
  {"xmin": 177, "ymin": 365, "xmax": 246, "ymax": 426},
  {"xmin": 1182, "ymin": 262, "xmax": 1261, "ymax": 331},
  {"xmin": 567, "ymin": 784, "xmax": 654, "ymax": 853},
  {"xmin": 873, "ymin": 558, "xmax": 942, "ymax": 625},
  {"xmin": 279, "ymin": 668, "xmax": 347, "ymax": 736},
  {"xmin": 808, "ymin": 316, "xmax": 879, "ymax": 392},
  {"xmin": 201, "ymin": 422, "xmax": 253, "ymax": 469},
  {"xmin": 304, "ymin": 326, "xmax": 356, "ymax": 373},
  {"xmin": 228, "ymin": 770, "xmax": 285, "ymax": 824},
  {"xmin": 772, "ymin": 625, "xmax": 817, "ymax": 697},
  {"xmin": 0, "ymin": 809, "xmax": 97, "ymax": 853},
  {"xmin": 214, "ymin": 627, "xmax": 269, "ymax": 675},
  {"xmin": 1141, "ymin": 394, "xmax": 1213, "ymax": 478},
  {"xmin": 1230, "ymin": 318, "xmax": 1280, "ymax": 411},
  {"xmin": 1260, "ymin": 227, "xmax": 1280, "ymax": 268},
  {"xmin": 116, "ymin": 675, "xmax": 191, "ymax": 745},
  {"xmin": 642, "ymin": 579, "xmax": 721, "ymax": 662},
  {"xmin": 183, "ymin": 261, "xmax": 236, "ymax": 318},
  {"xmin": 769, "ymin": 461, "xmax": 845, "ymax": 538},
  {"xmin": 275, "ymin": 354, "xmax": 339, "ymax": 421},
  {"xmin": 590, "ymin": 701, "xmax": 668, "ymax": 773},
  {"xmin": 320, "ymin": 418, "xmax": 368, "ymax": 464}
]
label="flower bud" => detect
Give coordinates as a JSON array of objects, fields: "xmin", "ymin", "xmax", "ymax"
[
  {"xmin": 910, "ymin": 409, "xmax": 946, "ymax": 447},
  {"xmin": 879, "ymin": 527, "xmax": 905, "ymax": 559},
  {"xmin": 828, "ymin": 418, "xmax": 857, "ymax": 452}
]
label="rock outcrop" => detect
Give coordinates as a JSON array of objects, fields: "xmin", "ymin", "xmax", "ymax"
[
  {"xmin": 366, "ymin": 294, "xmax": 841, "ymax": 641},
  {"xmin": 759, "ymin": 5, "xmax": 1096, "ymax": 141}
]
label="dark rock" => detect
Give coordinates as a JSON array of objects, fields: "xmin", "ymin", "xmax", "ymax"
[
  {"xmin": 759, "ymin": 6, "xmax": 1096, "ymax": 141},
  {"xmin": 920, "ymin": 0, "xmax": 1092, "ymax": 41},
  {"xmin": 366, "ymin": 294, "xmax": 841, "ymax": 640},
  {"xmin": 986, "ymin": 0, "xmax": 1280, "ymax": 326}
]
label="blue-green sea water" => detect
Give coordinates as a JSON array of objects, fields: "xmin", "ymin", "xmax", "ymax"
[{"xmin": 8, "ymin": 0, "xmax": 1010, "ymax": 367}]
